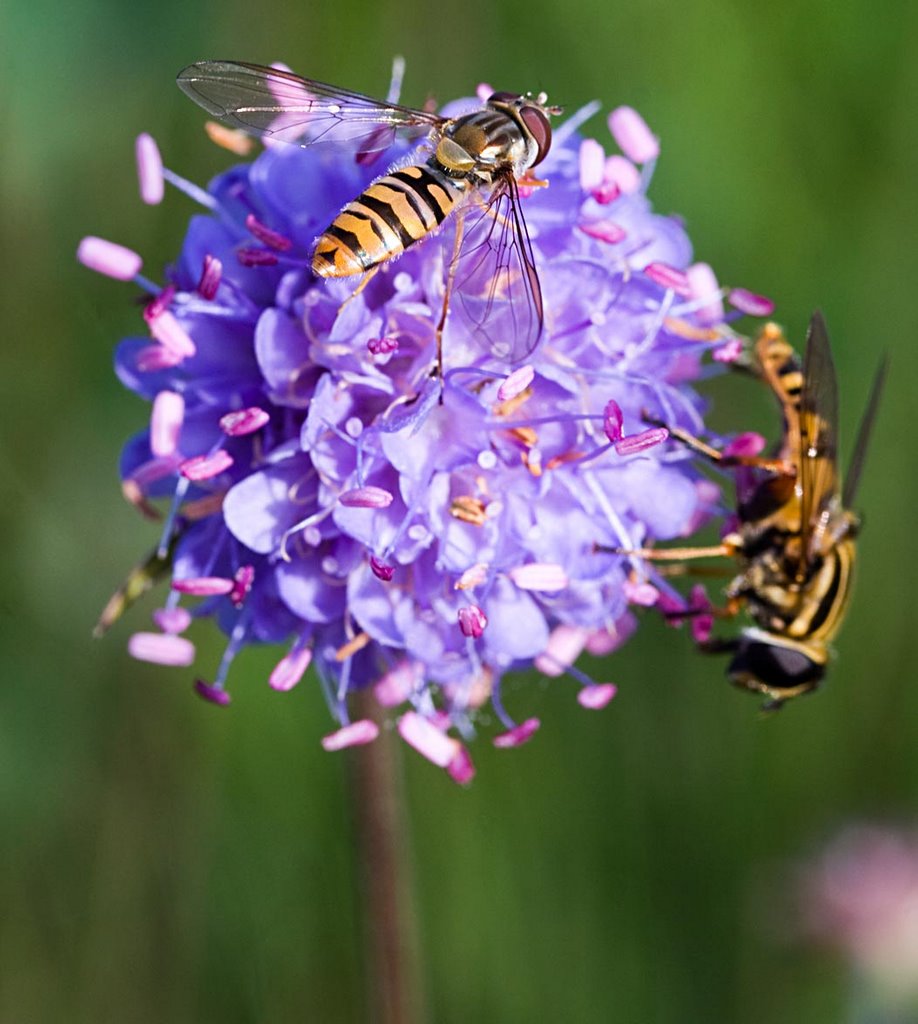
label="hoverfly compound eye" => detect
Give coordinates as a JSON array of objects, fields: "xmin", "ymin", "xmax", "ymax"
[
  {"xmin": 519, "ymin": 106, "xmax": 552, "ymax": 166},
  {"xmin": 729, "ymin": 640, "xmax": 825, "ymax": 693}
]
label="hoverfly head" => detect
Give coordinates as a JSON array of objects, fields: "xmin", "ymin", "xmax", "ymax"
[
  {"xmin": 486, "ymin": 90, "xmax": 558, "ymax": 166},
  {"xmin": 727, "ymin": 633, "xmax": 825, "ymax": 705}
]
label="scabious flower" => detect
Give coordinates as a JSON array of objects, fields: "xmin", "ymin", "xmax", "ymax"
[{"xmin": 81, "ymin": 73, "xmax": 771, "ymax": 780}]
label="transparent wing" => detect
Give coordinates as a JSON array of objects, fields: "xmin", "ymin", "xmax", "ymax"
[
  {"xmin": 842, "ymin": 354, "xmax": 887, "ymax": 508},
  {"xmin": 177, "ymin": 61, "xmax": 444, "ymax": 152},
  {"xmin": 797, "ymin": 311, "xmax": 841, "ymax": 564},
  {"xmin": 452, "ymin": 171, "xmax": 544, "ymax": 363}
]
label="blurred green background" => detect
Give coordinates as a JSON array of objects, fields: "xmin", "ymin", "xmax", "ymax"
[{"xmin": 2, "ymin": 0, "xmax": 917, "ymax": 1020}]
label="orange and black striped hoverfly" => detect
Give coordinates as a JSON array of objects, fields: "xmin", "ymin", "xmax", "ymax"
[
  {"xmin": 177, "ymin": 61, "xmax": 562, "ymax": 375},
  {"xmin": 627, "ymin": 312, "xmax": 886, "ymax": 710}
]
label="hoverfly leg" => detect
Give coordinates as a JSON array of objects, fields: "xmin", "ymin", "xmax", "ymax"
[
  {"xmin": 436, "ymin": 206, "xmax": 468, "ymax": 387},
  {"xmin": 661, "ymin": 595, "xmax": 742, "ymax": 626},
  {"xmin": 695, "ymin": 635, "xmax": 740, "ymax": 655},
  {"xmin": 648, "ymin": 420, "xmax": 723, "ymax": 462},
  {"xmin": 712, "ymin": 595, "xmax": 743, "ymax": 620},
  {"xmin": 515, "ymin": 172, "xmax": 549, "ymax": 190},
  {"xmin": 613, "ymin": 542, "xmax": 737, "ymax": 561},
  {"xmin": 335, "ymin": 264, "xmax": 381, "ymax": 318},
  {"xmin": 644, "ymin": 415, "xmax": 795, "ymax": 477},
  {"xmin": 722, "ymin": 452, "xmax": 795, "ymax": 476},
  {"xmin": 656, "ymin": 562, "xmax": 735, "ymax": 579}
]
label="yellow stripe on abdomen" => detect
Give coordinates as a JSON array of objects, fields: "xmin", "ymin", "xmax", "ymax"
[{"xmin": 312, "ymin": 163, "xmax": 467, "ymax": 279}]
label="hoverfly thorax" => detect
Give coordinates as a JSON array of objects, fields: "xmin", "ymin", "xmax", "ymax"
[{"xmin": 438, "ymin": 92, "xmax": 555, "ymax": 179}]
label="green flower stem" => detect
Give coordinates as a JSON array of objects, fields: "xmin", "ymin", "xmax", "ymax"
[{"xmin": 351, "ymin": 693, "xmax": 427, "ymax": 1024}]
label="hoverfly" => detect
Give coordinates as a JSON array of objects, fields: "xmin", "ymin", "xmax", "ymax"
[
  {"xmin": 177, "ymin": 61, "xmax": 562, "ymax": 374},
  {"xmin": 626, "ymin": 312, "xmax": 886, "ymax": 710}
]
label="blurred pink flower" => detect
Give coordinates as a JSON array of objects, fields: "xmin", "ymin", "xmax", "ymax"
[{"xmin": 799, "ymin": 824, "xmax": 918, "ymax": 1003}]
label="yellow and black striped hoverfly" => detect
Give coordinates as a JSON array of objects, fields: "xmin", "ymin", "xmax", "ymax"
[
  {"xmin": 627, "ymin": 312, "xmax": 886, "ymax": 710},
  {"xmin": 177, "ymin": 61, "xmax": 562, "ymax": 375}
]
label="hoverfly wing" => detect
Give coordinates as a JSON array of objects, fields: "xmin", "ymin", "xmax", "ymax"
[
  {"xmin": 797, "ymin": 311, "xmax": 842, "ymax": 564},
  {"xmin": 841, "ymin": 353, "xmax": 888, "ymax": 509},
  {"xmin": 452, "ymin": 171, "xmax": 544, "ymax": 363},
  {"xmin": 177, "ymin": 61, "xmax": 444, "ymax": 152}
]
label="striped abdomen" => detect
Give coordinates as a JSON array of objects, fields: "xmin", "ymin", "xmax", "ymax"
[
  {"xmin": 747, "ymin": 536, "xmax": 856, "ymax": 649},
  {"xmin": 755, "ymin": 326, "xmax": 805, "ymax": 441},
  {"xmin": 312, "ymin": 163, "xmax": 469, "ymax": 278}
]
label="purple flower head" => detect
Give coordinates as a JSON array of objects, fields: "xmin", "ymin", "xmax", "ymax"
[{"xmin": 81, "ymin": 69, "xmax": 774, "ymax": 779}]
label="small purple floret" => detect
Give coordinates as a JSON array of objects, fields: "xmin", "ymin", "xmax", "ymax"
[
  {"xmin": 713, "ymin": 338, "xmax": 744, "ymax": 363},
  {"xmin": 77, "ymin": 236, "xmax": 142, "ymax": 280},
  {"xmin": 592, "ymin": 181, "xmax": 621, "ymax": 204},
  {"xmin": 180, "ymin": 450, "xmax": 234, "ymax": 481},
  {"xmin": 197, "ymin": 254, "xmax": 222, "ymax": 299},
  {"xmin": 579, "ymin": 138, "xmax": 605, "ymax": 191},
  {"xmin": 374, "ymin": 661, "xmax": 419, "ymax": 707},
  {"xmin": 623, "ymin": 579, "xmax": 660, "ymax": 607},
  {"xmin": 603, "ymin": 154, "xmax": 641, "ymax": 194},
  {"xmin": 230, "ymin": 565, "xmax": 255, "ymax": 607},
  {"xmin": 369, "ymin": 556, "xmax": 395, "ymax": 582},
  {"xmin": 135, "ymin": 133, "xmax": 164, "ymax": 205},
  {"xmin": 338, "ymin": 486, "xmax": 394, "ymax": 509},
  {"xmin": 493, "ymin": 717, "xmax": 541, "ymax": 748},
  {"xmin": 497, "ymin": 365, "xmax": 534, "ymax": 401},
  {"xmin": 367, "ymin": 336, "xmax": 399, "ymax": 356},
  {"xmin": 128, "ymin": 631, "xmax": 195, "ymax": 666},
  {"xmin": 577, "ymin": 683, "xmax": 617, "ymax": 709},
  {"xmin": 269, "ymin": 645, "xmax": 313, "ymax": 691},
  {"xmin": 145, "ymin": 285, "xmax": 176, "ymax": 321},
  {"xmin": 173, "ymin": 577, "xmax": 235, "ymax": 596},
  {"xmin": 399, "ymin": 711, "xmax": 459, "ymax": 768},
  {"xmin": 152, "ymin": 606, "xmax": 192, "ymax": 634},
  {"xmin": 728, "ymin": 288, "xmax": 775, "ymax": 317},
  {"xmin": 150, "ymin": 390, "xmax": 184, "ymax": 457},
  {"xmin": 220, "ymin": 407, "xmax": 270, "ymax": 436},
  {"xmin": 144, "ymin": 308, "xmax": 196, "ymax": 359},
  {"xmin": 644, "ymin": 262, "xmax": 691, "ymax": 296},
  {"xmin": 321, "ymin": 719, "xmax": 379, "ymax": 751},
  {"xmin": 580, "ymin": 219, "xmax": 627, "ymax": 244},
  {"xmin": 689, "ymin": 586, "xmax": 714, "ymax": 644},
  {"xmin": 724, "ymin": 432, "xmax": 766, "ymax": 458},
  {"xmin": 509, "ymin": 563, "xmax": 569, "ymax": 592},
  {"xmin": 135, "ymin": 344, "xmax": 183, "ymax": 372},
  {"xmin": 245, "ymin": 213, "xmax": 293, "ymax": 252},
  {"xmin": 194, "ymin": 679, "xmax": 231, "ymax": 706},
  {"xmin": 614, "ymin": 426, "xmax": 669, "ymax": 457},
  {"xmin": 603, "ymin": 399, "xmax": 624, "ymax": 443},
  {"xmin": 446, "ymin": 745, "xmax": 476, "ymax": 784},
  {"xmin": 609, "ymin": 106, "xmax": 659, "ymax": 163},
  {"xmin": 534, "ymin": 625, "xmax": 588, "ymax": 676},
  {"xmin": 458, "ymin": 604, "xmax": 488, "ymax": 638},
  {"xmin": 687, "ymin": 262, "xmax": 724, "ymax": 325},
  {"xmin": 237, "ymin": 247, "xmax": 278, "ymax": 267}
]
